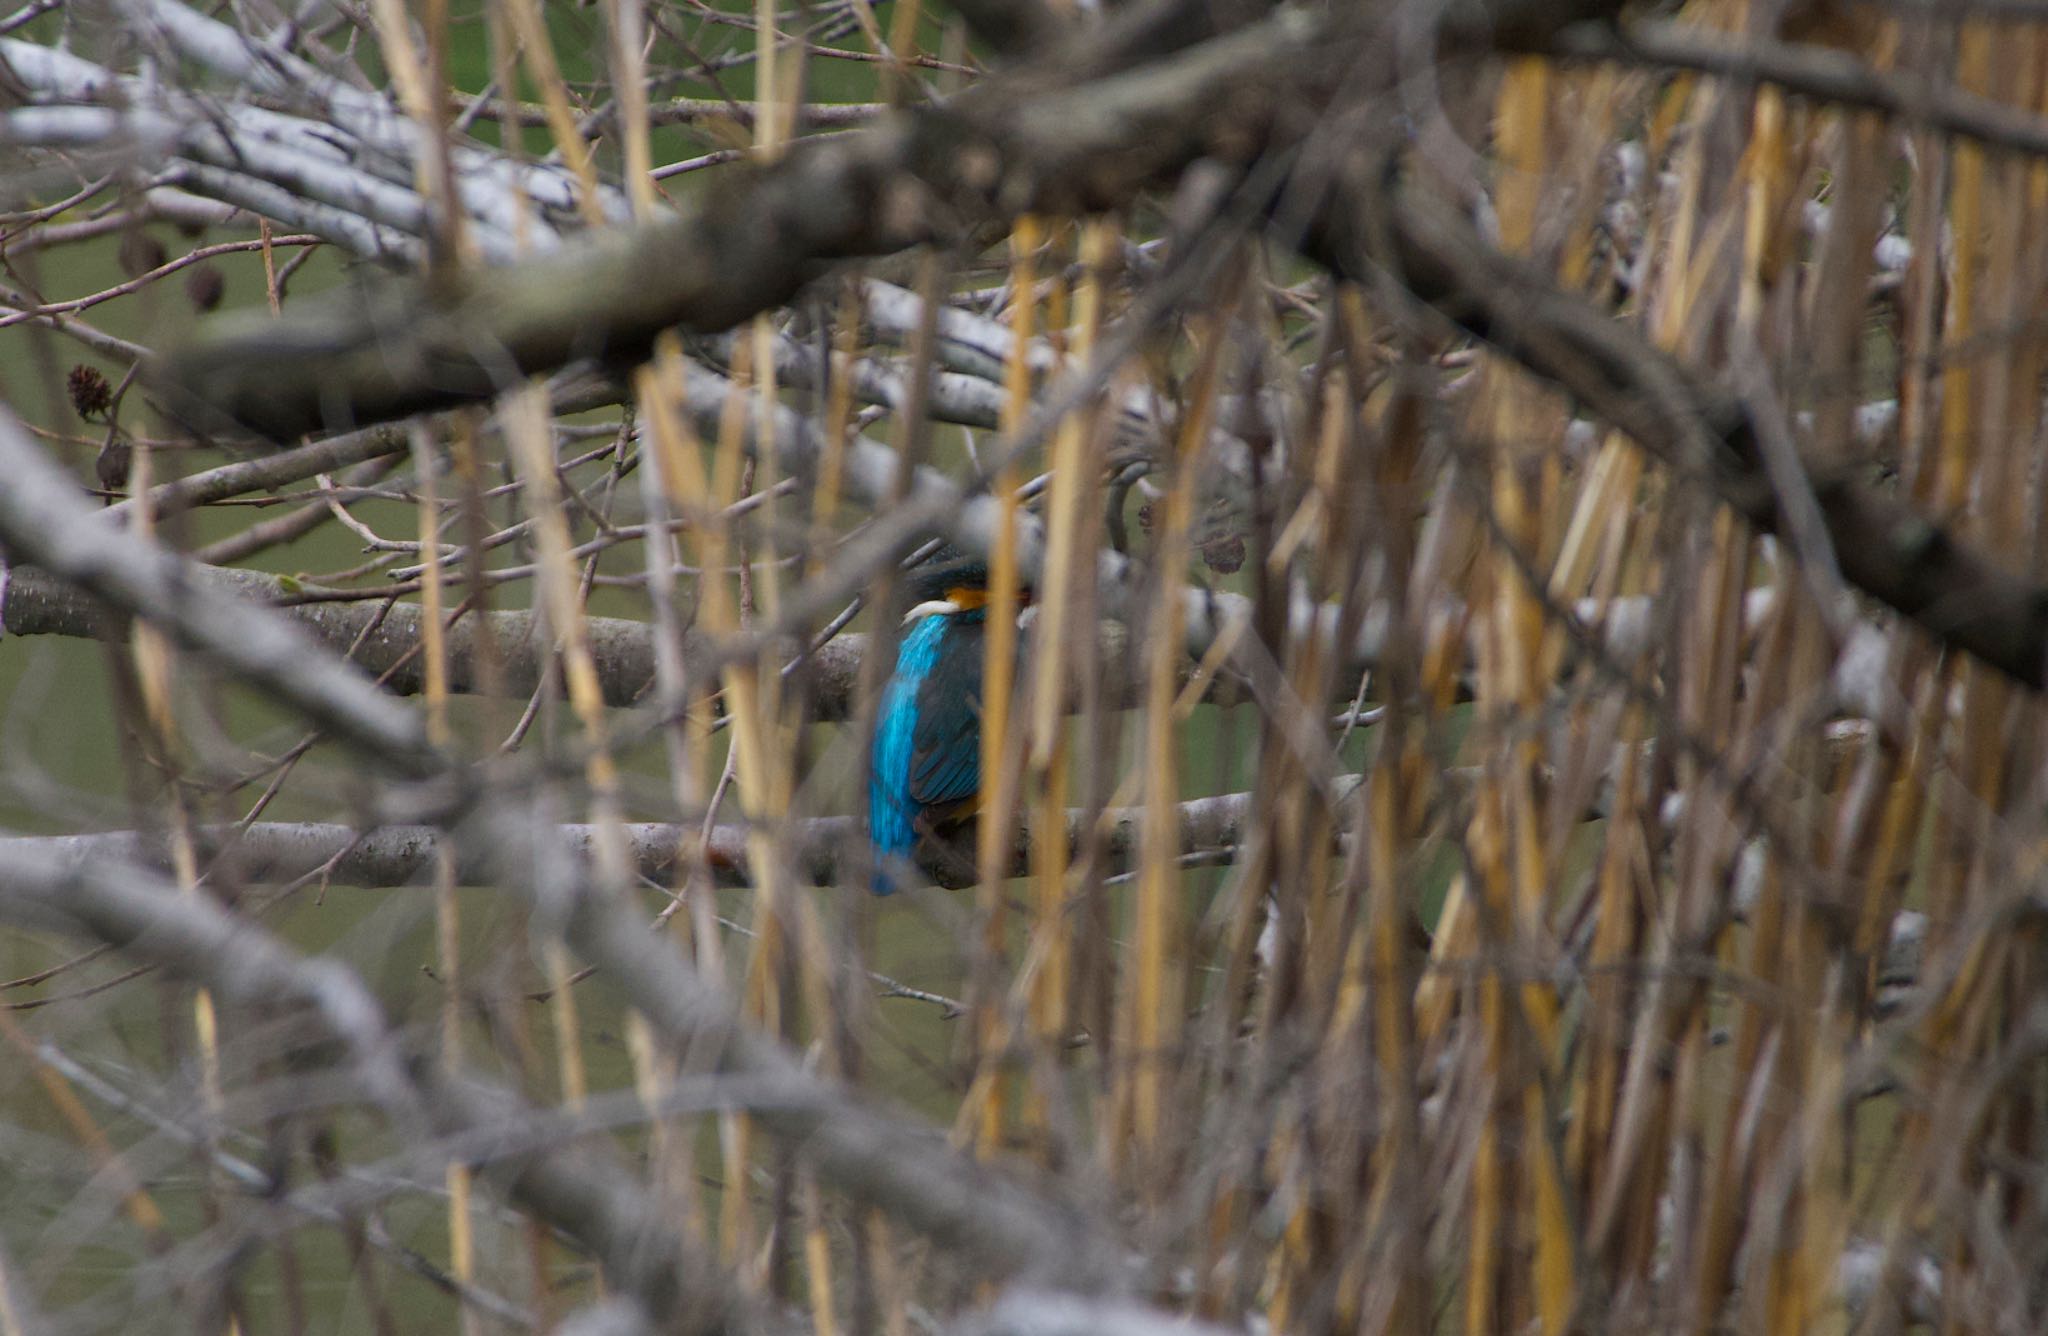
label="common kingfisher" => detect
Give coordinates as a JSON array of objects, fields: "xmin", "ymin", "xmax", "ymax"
[{"xmin": 867, "ymin": 552, "xmax": 1013, "ymax": 892}]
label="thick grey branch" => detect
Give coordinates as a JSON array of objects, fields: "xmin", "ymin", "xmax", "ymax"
[
  {"xmin": 151, "ymin": 7, "xmax": 1337, "ymax": 439},
  {"xmin": 0, "ymin": 782, "xmax": 1289, "ymax": 892},
  {"xmin": 0, "ymin": 555, "xmax": 1726, "ymax": 718}
]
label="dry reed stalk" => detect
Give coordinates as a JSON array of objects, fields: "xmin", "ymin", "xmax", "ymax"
[
  {"xmin": 1352, "ymin": 308, "xmax": 1433, "ymax": 1333},
  {"xmin": 632, "ymin": 336, "xmax": 737, "ymax": 1263},
  {"xmin": 712, "ymin": 343, "xmax": 792, "ymax": 1284},
  {"xmin": 1662, "ymin": 516, "xmax": 1750, "ymax": 1327},
  {"xmin": 747, "ymin": 0, "xmax": 793, "ymax": 622},
  {"xmin": 649, "ymin": 320, "xmax": 825, "ymax": 1301},
  {"xmin": 1018, "ymin": 218, "xmax": 1114, "ymax": 1143},
  {"xmin": 1121, "ymin": 286, "xmax": 1226, "ymax": 1181},
  {"xmin": 1570, "ymin": 50, "xmax": 1729, "ymax": 1319},
  {"xmin": 1565, "ymin": 701, "xmax": 1641, "ymax": 1214},
  {"xmin": 813, "ymin": 281, "xmax": 861, "ymax": 550},
  {"xmin": 1870, "ymin": 44, "xmax": 1953, "ymax": 1301},
  {"xmin": 969, "ymin": 217, "xmax": 1042, "ymax": 1157},
  {"xmin": 800, "ymin": 1173, "xmax": 838, "ymax": 1336},
  {"xmin": 609, "ymin": 3, "xmax": 722, "ymax": 1291},
  {"xmin": 608, "ymin": 0, "xmax": 658, "ymax": 216},
  {"xmin": 1728, "ymin": 59, "xmax": 1833, "ymax": 1336},
  {"xmin": 787, "ymin": 889, "xmax": 846, "ymax": 1319},
  {"xmin": 735, "ymin": 37, "xmax": 844, "ymax": 1310},
  {"xmin": 1726, "ymin": 610, "xmax": 1830, "ymax": 1334},
  {"xmin": 1300, "ymin": 349, "xmax": 1398, "ymax": 1332},
  {"xmin": 743, "ymin": 15, "xmax": 842, "ymax": 1309},
  {"xmin": 394, "ymin": 2, "xmax": 487, "ymax": 1318},
  {"xmin": 1994, "ymin": 31, "xmax": 2048, "ymax": 1315},
  {"xmin": 1241, "ymin": 318, "xmax": 1350, "ymax": 1306},
  {"xmin": 503, "ymin": 386, "xmax": 612, "ymax": 1120},
  {"xmin": 481, "ymin": 0, "xmax": 535, "ymax": 258},
  {"xmin": 1911, "ymin": 25, "xmax": 1995, "ymax": 1310},
  {"xmin": 118, "ymin": 435, "xmax": 239, "ymax": 1335},
  {"xmin": 1294, "ymin": 370, "xmax": 1347, "ymax": 1018},
  {"xmin": 1453, "ymin": 53, "xmax": 1576, "ymax": 1333},
  {"xmin": 1804, "ymin": 106, "xmax": 1886, "ymax": 472},
  {"xmin": 883, "ymin": 0, "xmax": 925, "ymax": 108},
  {"xmin": 1916, "ymin": 22, "xmax": 2048, "ymax": 1325},
  {"xmin": 392, "ymin": 0, "xmax": 469, "ymax": 267},
  {"xmin": 408, "ymin": 422, "xmax": 483, "ymax": 1336},
  {"xmin": 495, "ymin": 0, "xmax": 605, "ymax": 226},
  {"xmin": 0, "ymin": 1006, "xmax": 166, "ymax": 1243},
  {"xmin": 0, "ymin": 1249, "xmax": 28, "ymax": 1336}
]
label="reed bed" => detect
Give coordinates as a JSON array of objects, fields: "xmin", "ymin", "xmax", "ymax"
[{"xmin": 2, "ymin": 1, "xmax": 2047, "ymax": 1333}]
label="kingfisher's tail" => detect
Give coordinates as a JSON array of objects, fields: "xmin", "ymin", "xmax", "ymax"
[
  {"xmin": 868, "ymin": 634, "xmax": 930, "ymax": 893},
  {"xmin": 867, "ymin": 755, "xmax": 919, "ymax": 895},
  {"xmin": 867, "ymin": 815, "xmax": 915, "ymax": 894}
]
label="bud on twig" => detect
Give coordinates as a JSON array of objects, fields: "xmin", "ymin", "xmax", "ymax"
[{"xmin": 67, "ymin": 365, "xmax": 111, "ymax": 420}]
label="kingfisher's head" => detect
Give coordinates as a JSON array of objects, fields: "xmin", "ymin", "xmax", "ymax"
[{"xmin": 899, "ymin": 548, "xmax": 1027, "ymax": 625}]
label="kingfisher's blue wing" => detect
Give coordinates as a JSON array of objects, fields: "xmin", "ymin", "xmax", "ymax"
[{"xmin": 908, "ymin": 615, "xmax": 984, "ymax": 809}]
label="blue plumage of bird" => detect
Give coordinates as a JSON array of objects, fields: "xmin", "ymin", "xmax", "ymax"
[{"xmin": 867, "ymin": 555, "xmax": 999, "ymax": 893}]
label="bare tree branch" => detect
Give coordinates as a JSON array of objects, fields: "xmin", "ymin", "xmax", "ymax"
[
  {"xmin": 0, "ymin": 553, "xmax": 1749, "ymax": 718},
  {"xmin": 943, "ymin": 0, "xmax": 1065, "ymax": 56},
  {"xmin": 152, "ymin": 7, "xmax": 1335, "ymax": 439},
  {"xmin": 100, "ymin": 370, "xmax": 623, "ymax": 527},
  {"xmin": 0, "ymin": 781, "xmax": 1306, "ymax": 892},
  {"xmin": 0, "ymin": 403, "xmax": 1133, "ymax": 1295},
  {"xmin": 1303, "ymin": 169, "xmax": 2048, "ymax": 690},
  {"xmin": 1557, "ymin": 18, "xmax": 2048, "ymax": 160},
  {"xmin": 454, "ymin": 796, "xmax": 1129, "ymax": 1289},
  {"xmin": 0, "ymin": 406, "xmax": 438, "ymax": 772},
  {"xmin": 0, "ymin": 843, "xmax": 769, "ymax": 1333},
  {"xmin": 153, "ymin": 0, "xmax": 1637, "ymax": 441}
]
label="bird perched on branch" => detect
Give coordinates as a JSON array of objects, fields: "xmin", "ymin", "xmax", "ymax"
[{"xmin": 867, "ymin": 551, "xmax": 1020, "ymax": 893}]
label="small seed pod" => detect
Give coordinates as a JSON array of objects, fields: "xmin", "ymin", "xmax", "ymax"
[
  {"xmin": 67, "ymin": 364, "xmax": 112, "ymax": 420},
  {"xmin": 95, "ymin": 438, "xmax": 133, "ymax": 495},
  {"xmin": 184, "ymin": 264, "xmax": 225, "ymax": 312},
  {"xmin": 118, "ymin": 230, "xmax": 166, "ymax": 277},
  {"xmin": 1202, "ymin": 533, "xmax": 1246, "ymax": 575}
]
